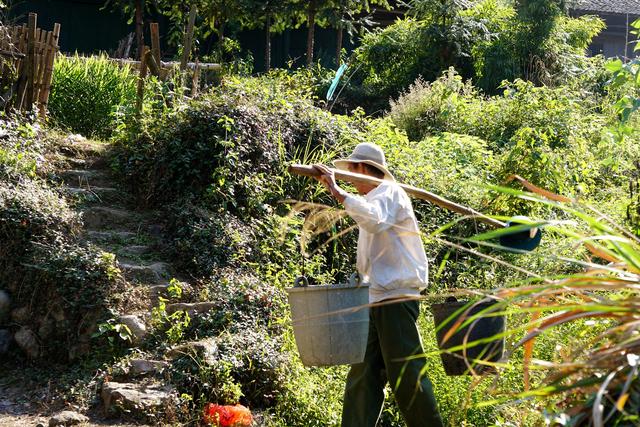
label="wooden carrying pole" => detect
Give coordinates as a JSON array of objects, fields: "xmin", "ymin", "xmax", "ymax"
[{"xmin": 289, "ymin": 164, "xmax": 505, "ymax": 229}]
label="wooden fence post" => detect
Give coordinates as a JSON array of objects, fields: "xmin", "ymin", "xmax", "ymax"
[
  {"xmin": 191, "ymin": 60, "xmax": 200, "ymax": 96},
  {"xmin": 33, "ymin": 28, "xmax": 46, "ymax": 106},
  {"xmin": 17, "ymin": 13, "xmax": 37, "ymax": 110},
  {"xmin": 150, "ymin": 22, "xmax": 161, "ymax": 77},
  {"xmin": 136, "ymin": 46, "xmax": 149, "ymax": 114},
  {"xmin": 38, "ymin": 23, "xmax": 60, "ymax": 117},
  {"xmin": 180, "ymin": 5, "xmax": 197, "ymax": 72},
  {"xmin": 25, "ymin": 13, "xmax": 37, "ymax": 109}
]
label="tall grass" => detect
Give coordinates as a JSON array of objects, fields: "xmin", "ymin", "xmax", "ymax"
[
  {"xmin": 48, "ymin": 54, "xmax": 137, "ymax": 138},
  {"xmin": 435, "ymin": 181, "xmax": 640, "ymax": 425}
]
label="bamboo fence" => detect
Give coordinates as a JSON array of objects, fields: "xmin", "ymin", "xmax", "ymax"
[{"xmin": 0, "ymin": 13, "xmax": 60, "ymax": 116}]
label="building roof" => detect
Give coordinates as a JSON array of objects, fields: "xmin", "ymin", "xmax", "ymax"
[{"xmin": 569, "ymin": 0, "xmax": 640, "ymax": 15}]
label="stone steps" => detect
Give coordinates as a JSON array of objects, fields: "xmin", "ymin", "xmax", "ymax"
[
  {"xmin": 82, "ymin": 206, "xmax": 141, "ymax": 230},
  {"xmin": 58, "ymin": 169, "xmax": 114, "ymax": 188},
  {"xmin": 117, "ymin": 244, "xmax": 151, "ymax": 257},
  {"xmin": 119, "ymin": 261, "xmax": 172, "ymax": 285},
  {"xmin": 50, "ymin": 137, "xmax": 209, "ymax": 423},
  {"xmin": 63, "ymin": 185, "xmax": 121, "ymax": 204},
  {"xmin": 85, "ymin": 230, "xmax": 139, "ymax": 243}
]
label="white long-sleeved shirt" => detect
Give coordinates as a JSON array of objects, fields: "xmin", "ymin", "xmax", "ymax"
[{"xmin": 343, "ymin": 181, "xmax": 428, "ymax": 303}]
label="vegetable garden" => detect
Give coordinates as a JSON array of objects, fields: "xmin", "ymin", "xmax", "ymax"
[{"xmin": 1, "ymin": 0, "xmax": 639, "ymax": 426}]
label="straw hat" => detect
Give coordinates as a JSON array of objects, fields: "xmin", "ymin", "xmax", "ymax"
[{"xmin": 333, "ymin": 143, "xmax": 395, "ymax": 181}]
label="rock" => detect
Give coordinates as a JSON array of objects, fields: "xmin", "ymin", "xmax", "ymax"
[
  {"xmin": 119, "ymin": 262, "xmax": 171, "ymax": 285},
  {"xmin": 118, "ymin": 314, "xmax": 147, "ymax": 344},
  {"xmin": 128, "ymin": 359, "xmax": 170, "ymax": 376},
  {"xmin": 60, "ymin": 169, "xmax": 111, "ymax": 188},
  {"xmin": 68, "ymin": 342, "xmax": 91, "ymax": 361},
  {"xmin": 166, "ymin": 337, "xmax": 217, "ymax": 365},
  {"xmin": 65, "ymin": 133, "xmax": 87, "ymax": 145},
  {"xmin": 14, "ymin": 326, "xmax": 39, "ymax": 358},
  {"xmin": 48, "ymin": 410, "xmax": 88, "ymax": 426},
  {"xmin": 0, "ymin": 290, "xmax": 10, "ymax": 323},
  {"xmin": 82, "ymin": 206, "xmax": 137, "ymax": 229},
  {"xmin": 101, "ymin": 381, "xmax": 176, "ymax": 420},
  {"xmin": 87, "ymin": 230, "xmax": 137, "ymax": 243},
  {"xmin": 38, "ymin": 319, "xmax": 55, "ymax": 340},
  {"xmin": 64, "ymin": 186, "xmax": 120, "ymax": 204},
  {"xmin": 11, "ymin": 306, "xmax": 30, "ymax": 324},
  {"xmin": 0, "ymin": 329, "xmax": 12, "ymax": 353},
  {"xmin": 166, "ymin": 302, "xmax": 217, "ymax": 317},
  {"xmin": 119, "ymin": 245, "xmax": 150, "ymax": 256}
]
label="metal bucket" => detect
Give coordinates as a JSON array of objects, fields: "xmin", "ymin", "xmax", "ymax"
[
  {"xmin": 431, "ymin": 298, "xmax": 505, "ymax": 375},
  {"xmin": 286, "ymin": 274, "xmax": 369, "ymax": 367}
]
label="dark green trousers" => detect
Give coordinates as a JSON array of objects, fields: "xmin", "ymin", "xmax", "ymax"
[{"xmin": 341, "ymin": 300, "xmax": 444, "ymax": 427}]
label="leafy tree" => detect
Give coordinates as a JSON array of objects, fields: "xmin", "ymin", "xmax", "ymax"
[
  {"xmin": 157, "ymin": 0, "xmax": 246, "ymax": 59},
  {"xmin": 103, "ymin": 0, "xmax": 158, "ymax": 59},
  {"xmin": 293, "ymin": 0, "xmax": 392, "ymax": 67},
  {"xmin": 302, "ymin": 0, "xmax": 334, "ymax": 67},
  {"xmin": 324, "ymin": 0, "xmax": 391, "ymax": 66},
  {"xmin": 239, "ymin": 0, "xmax": 297, "ymax": 71},
  {"xmin": 514, "ymin": 0, "xmax": 566, "ymax": 70}
]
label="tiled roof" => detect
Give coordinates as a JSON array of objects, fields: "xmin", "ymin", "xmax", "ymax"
[{"xmin": 569, "ymin": 0, "xmax": 640, "ymax": 15}]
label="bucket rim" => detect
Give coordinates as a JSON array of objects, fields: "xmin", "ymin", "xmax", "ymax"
[{"xmin": 286, "ymin": 283, "xmax": 370, "ymax": 294}]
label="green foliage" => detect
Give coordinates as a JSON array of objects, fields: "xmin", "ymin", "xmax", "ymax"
[
  {"xmin": 108, "ymin": 55, "xmax": 640, "ymax": 426},
  {"xmin": 605, "ymin": 19, "xmax": 640, "ymax": 142},
  {"xmin": 92, "ymin": 319, "xmax": 133, "ymax": 347},
  {"xmin": 472, "ymin": 5, "xmax": 604, "ymax": 91},
  {"xmin": 353, "ymin": 13, "xmax": 489, "ymax": 99},
  {"xmin": 151, "ymin": 298, "xmax": 191, "ymax": 345},
  {"xmin": 0, "ymin": 113, "xmax": 47, "ymax": 180},
  {"xmin": 345, "ymin": 0, "xmax": 603, "ymax": 107},
  {"xmin": 48, "ymin": 54, "xmax": 138, "ymax": 138},
  {"xmin": 0, "ymin": 114, "xmax": 128, "ymax": 363},
  {"xmin": 170, "ymin": 325, "xmax": 289, "ymax": 410},
  {"xmin": 0, "ymin": 180, "xmax": 127, "ymax": 361},
  {"xmin": 389, "ymin": 69, "xmax": 478, "ymax": 141},
  {"xmin": 388, "ymin": 69, "xmax": 620, "ymax": 204}
]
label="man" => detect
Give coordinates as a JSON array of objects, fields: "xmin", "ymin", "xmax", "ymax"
[{"xmin": 313, "ymin": 142, "xmax": 444, "ymax": 427}]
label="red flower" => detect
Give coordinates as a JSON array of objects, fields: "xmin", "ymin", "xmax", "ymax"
[{"xmin": 203, "ymin": 403, "xmax": 253, "ymax": 427}]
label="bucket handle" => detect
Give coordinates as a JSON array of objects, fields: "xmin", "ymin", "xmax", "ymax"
[{"xmin": 294, "ymin": 276, "xmax": 309, "ymax": 287}]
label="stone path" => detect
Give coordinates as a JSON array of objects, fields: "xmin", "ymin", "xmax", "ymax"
[{"xmin": 0, "ymin": 136, "xmax": 187, "ymax": 426}]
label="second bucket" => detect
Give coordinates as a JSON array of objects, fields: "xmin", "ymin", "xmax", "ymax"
[{"xmin": 431, "ymin": 298, "xmax": 505, "ymax": 375}]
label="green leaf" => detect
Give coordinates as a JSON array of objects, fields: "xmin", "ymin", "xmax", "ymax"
[{"xmin": 605, "ymin": 59, "xmax": 624, "ymax": 73}]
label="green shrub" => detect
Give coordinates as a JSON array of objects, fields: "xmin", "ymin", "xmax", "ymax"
[
  {"xmin": 352, "ymin": 14, "xmax": 488, "ymax": 101},
  {"xmin": 389, "ymin": 69, "xmax": 479, "ymax": 142},
  {"xmin": 48, "ymin": 54, "xmax": 137, "ymax": 138},
  {"xmin": 171, "ymin": 325, "xmax": 289, "ymax": 409},
  {"xmin": 0, "ymin": 179, "xmax": 128, "ymax": 362},
  {"xmin": 473, "ymin": 12, "xmax": 604, "ymax": 92},
  {"xmin": 0, "ymin": 112, "xmax": 49, "ymax": 180}
]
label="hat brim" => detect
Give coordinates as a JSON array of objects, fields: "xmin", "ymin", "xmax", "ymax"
[{"xmin": 333, "ymin": 159, "xmax": 395, "ymax": 182}]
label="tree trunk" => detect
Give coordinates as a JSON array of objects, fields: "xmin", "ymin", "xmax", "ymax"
[
  {"xmin": 135, "ymin": 0, "xmax": 144, "ymax": 61},
  {"xmin": 336, "ymin": 24, "xmax": 343, "ymax": 67},
  {"xmin": 219, "ymin": 22, "xmax": 225, "ymax": 42},
  {"xmin": 306, "ymin": 0, "xmax": 317, "ymax": 68},
  {"xmin": 265, "ymin": 12, "xmax": 271, "ymax": 71}
]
